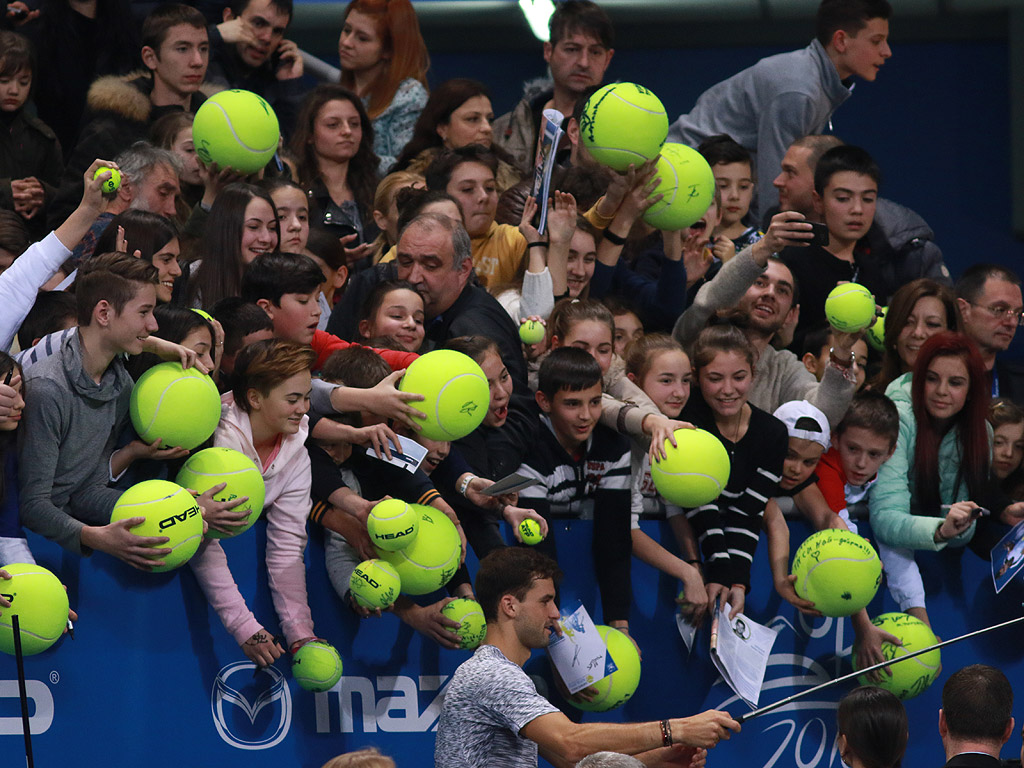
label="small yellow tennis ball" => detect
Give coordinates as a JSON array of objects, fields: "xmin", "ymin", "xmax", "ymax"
[
  {"xmin": 866, "ymin": 306, "xmax": 887, "ymax": 352},
  {"xmin": 825, "ymin": 283, "xmax": 876, "ymax": 333},
  {"xmin": 292, "ymin": 641, "xmax": 343, "ymax": 692},
  {"xmin": 518, "ymin": 518, "xmax": 544, "ymax": 545},
  {"xmin": 519, "ymin": 320, "xmax": 545, "ymax": 345},
  {"xmin": 350, "ymin": 559, "xmax": 401, "ymax": 609},
  {"xmin": 579, "ymin": 83, "xmax": 669, "ymax": 171},
  {"xmin": 193, "ymin": 89, "xmax": 280, "ymax": 174},
  {"xmin": 0, "ymin": 563, "xmax": 70, "ymax": 656},
  {"xmin": 367, "ymin": 498, "xmax": 419, "ymax": 551},
  {"xmin": 175, "ymin": 447, "xmax": 265, "ymax": 539},
  {"xmin": 571, "ymin": 625, "xmax": 642, "ymax": 712},
  {"xmin": 441, "ymin": 597, "xmax": 487, "ymax": 650},
  {"xmin": 642, "ymin": 143, "xmax": 716, "ymax": 231},
  {"xmin": 792, "ymin": 529, "xmax": 882, "ymax": 617},
  {"xmin": 376, "ymin": 505, "xmax": 461, "ymax": 595},
  {"xmin": 854, "ymin": 612, "xmax": 940, "ymax": 700},
  {"xmin": 650, "ymin": 428, "xmax": 730, "ymax": 507},
  {"xmin": 399, "ymin": 350, "xmax": 490, "ymax": 441},
  {"xmin": 93, "ymin": 166, "xmax": 121, "ymax": 194},
  {"xmin": 110, "ymin": 479, "xmax": 205, "ymax": 571},
  {"xmin": 130, "ymin": 362, "xmax": 222, "ymax": 450}
]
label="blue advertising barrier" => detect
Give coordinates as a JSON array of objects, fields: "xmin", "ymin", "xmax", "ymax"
[{"xmin": 1, "ymin": 517, "xmax": 1022, "ymax": 767}]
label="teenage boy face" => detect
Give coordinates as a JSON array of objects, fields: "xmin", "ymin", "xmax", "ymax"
[
  {"xmin": 146, "ymin": 23, "xmax": 209, "ymax": 98},
  {"xmin": 834, "ymin": 426, "xmax": 894, "ymax": 487},
  {"xmin": 260, "ymin": 290, "xmax": 321, "ymax": 345},
  {"xmin": 836, "ymin": 18, "xmax": 892, "ymax": 82},
  {"xmin": 537, "ymin": 381, "xmax": 603, "ymax": 451},
  {"xmin": 779, "ymin": 436, "xmax": 825, "ymax": 491},
  {"xmin": 815, "ymin": 171, "xmax": 877, "ymax": 246},
  {"xmin": 112, "ymin": 284, "xmax": 159, "ymax": 355}
]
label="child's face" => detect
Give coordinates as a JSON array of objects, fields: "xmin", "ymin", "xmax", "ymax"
[
  {"xmin": 638, "ymin": 349, "xmax": 691, "ymax": 419},
  {"xmin": 446, "ymin": 161, "xmax": 497, "ymax": 238},
  {"xmin": 0, "ymin": 373, "xmax": 24, "ymax": 431},
  {"xmin": 992, "ymin": 421, "xmax": 1024, "ymax": 480},
  {"xmin": 240, "ymin": 197, "xmax": 279, "ymax": 264},
  {"xmin": 804, "ymin": 337, "xmax": 868, "ymax": 391},
  {"xmin": 478, "ymin": 349, "xmax": 513, "ymax": 428},
  {"xmin": 0, "ymin": 66, "xmax": 31, "ymax": 113},
  {"xmin": 834, "ymin": 425, "xmax": 894, "ymax": 486},
  {"xmin": 566, "ymin": 230, "xmax": 597, "ymax": 298},
  {"xmin": 263, "ymin": 291, "xmax": 321, "ymax": 345},
  {"xmin": 815, "ymin": 171, "xmax": 877, "ymax": 246},
  {"xmin": 180, "ymin": 325, "xmax": 215, "ymax": 372},
  {"xmin": 779, "ymin": 436, "xmax": 825, "ymax": 490},
  {"xmin": 110, "ymin": 284, "xmax": 159, "ymax": 356},
  {"xmin": 320, "ymin": 438, "xmax": 353, "ymax": 465},
  {"xmin": 414, "ymin": 435, "xmax": 450, "ymax": 474},
  {"xmin": 271, "ymin": 186, "xmax": 310, "ymax": 254},
  {"xmin": 558, "ymin": 319, "xmax": 613, "ymax": 375},
  {"xmin": 612, "ymin": 311, "xmax": 643, "ymax": 357},
  {"xmin": 836, "ymin": 17, "xmax": 892, "ymax": 82},
  {"xmin": 923, "ymin": 354, "xmax": 970, "ymax": 424},
  {"xmin": 359, "ymin": 288, "xmax": 424, "ymax": 352},
  {"xmin": 248, "ymin": 370, "xmax": 311, "ymax": 437},
  {"xmin": 171, "ymin": 126, "xmax": 201, "ymax": 186},
  {"xmin": 698, "ymin": 350, "xmax": 751, "ymax": 419},
  {"xmin": 714, "ymin": 162, "xmax": 754, "ymax": 229},
  {"xmin": 538, "ymin": 381, "xmax": 603, "ymax": 451}
]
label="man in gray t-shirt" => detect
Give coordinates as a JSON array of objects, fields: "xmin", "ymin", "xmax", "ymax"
[{"xmin": 434, "ymin": 549, "xmax": 740, "ymax": 768}]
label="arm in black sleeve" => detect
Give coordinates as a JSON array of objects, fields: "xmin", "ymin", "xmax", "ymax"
[{"xmin": 592, "ymin": 485, "xmax": 632, "ymax": 623}]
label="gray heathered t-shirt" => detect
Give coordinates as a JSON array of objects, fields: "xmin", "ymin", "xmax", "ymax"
[{"xmin": 435, "ymin": 645, "xmax": 558, "ymax": 768}]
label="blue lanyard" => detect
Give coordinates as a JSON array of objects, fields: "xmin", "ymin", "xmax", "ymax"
[{"xmin": 992, "ymin": 367, "xmax": 1000, "ymax": 398}]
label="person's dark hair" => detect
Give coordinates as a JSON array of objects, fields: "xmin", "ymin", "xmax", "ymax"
[
  {"xmin": 813, "ymin": 145, "xmax": 881, "ymax": 195},
  {"xmin": 141, "ymin": 3, "xmax": 207, "ymax": 52},
  {"xmin": 871, "ymin": 278, "xmax": 960, "ymax": 392},
  {"xmin": 228, "ymin": 0, "xmax": 293, "ymax": 21},
  {"xmin": 548, "ymin": 297, "xmax": 613, "ymax": 346},
  {"xmin": 242, "ymin": 252, "xmax": 324, "ymax": 306},
  {"xmin": 475, "ymin": 547, "xmax": 563, "ymax": 623},
  {"xmin": 395, "ymin": 79, "xmax": 492, "ymax": 169},
  {"xmin": 801, "ymin": 324, "xmax": 834, "ymax": 361},
  {"xmin": 837, "ymin": 390, "xmax": 899, "ymax": 447},
  {"xmin": 816, "ymin": 0, "xmax": 892, "ymax": 48},
  {"xmin": 232, "ymin": 338, "xmax": 315, "ymax": 413},
  {"xmin": 955, "ymin": 263, "xmax": 1022, "ymax": 305},
  {"xmin": 910, "ymin": 332, "xmax": 990, "ymax": 514},
  {"xmin": 291, "ymin": 85, "xmax": 379, "ymax": 225},
  {"xmin": 76, "ymin": 252, "xmax": 159, "ymax": 326},
  {"xmin": 549, "ymin": 0, "xmax": 614, "ymax": 49},
  {"xmin": 187, "ymin": 183, "xmax": 278, "ymax": 309},
  {"xmin": 0, "ymin": 30, "xmax": 34, "ymax": 80},
  {"xmin": 602, "ymin": 295, "xmax": 640, "ymax": 323},
  {"xmin": 306, "ymin": 226, "xmax": 348, "ymax": 273},
  {"xmin": 17, "ymin": 291, "xmax": 77, "ymax": 350},
  {"xmin": 942, "ymin": 665, "xmax": 1014, "ymax": 743},
  {"xmin": 538, "ymin": 346, "xmax": 602, "ymax": 399},
  {"xmin": 556, "ymin": 165, "xmax": 607, "ymax": 212},
  {"xmin": 358, "ymin": 279, "xmax": 421, "ymax": 329},
  {"xmin": 0, "ymin": 210, "xmax": 30, "ymax": 258},
  {"xmin": 395, "ymin": 187, "xmax": 460, "ymax": 234},
  {"xmin": 211, "ymin": 297, "xmax": 274, "ymax": 356},
  {"xmin": 691, "ymin": 319, "xmax": 756, "ymax": 374},
  {"xmin": 424, "ymin": 145, "xmax": 498, "ymax": 192},
  {"xmin": 149, "ymin": 110, "xmax": 194, "ymax": 149},
  {"xmin": 698, "ymin": 134, "xmax": 753, "ymax": 170},
  {"xmin": 443, "ymin": 335, "xmax": 500, "ymax": 366},
  {"xmin": 126, "ymin": 304, "xmax": 214, "ymax": 379},
  {"xmin": 623, "ymin": 333, "xmax": 684, "ymax": 383},
  {"xmin": 836, "ymin": 686, "xmax": 908, "ymax": 768},
  {"xmin": 320, "ymin": 346, "xmax": 391, "ymax": 388},
  {"xmin": 95, "ymin": 209, "xmax": 179, "ymax": 263}
]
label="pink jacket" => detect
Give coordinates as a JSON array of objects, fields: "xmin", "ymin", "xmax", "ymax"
[{"xmin": 189, "ymin": 394, "xmax": 315, "ymax": 646}]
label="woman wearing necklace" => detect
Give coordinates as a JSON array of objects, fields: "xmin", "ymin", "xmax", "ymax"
[{"xmin": 679, "ymin": 317, "xmax": 788, "ymax": 618}]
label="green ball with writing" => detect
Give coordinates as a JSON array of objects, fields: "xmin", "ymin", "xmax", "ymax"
[
  {"xmin": 792, "ymin": 529, "xmax": 882, "ymax": 616},
  {"xmin": 854, "ymin": 612, "xmax": 940, "ymax": 700}
]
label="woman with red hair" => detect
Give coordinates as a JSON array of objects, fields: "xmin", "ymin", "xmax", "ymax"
[
  {"xmin": 870, "ymin": 332, "xmax": 1012, "ymax": 628},
  {"xmin": 338, "ymin": 0, "xmax": 429, "ymax": 174}
]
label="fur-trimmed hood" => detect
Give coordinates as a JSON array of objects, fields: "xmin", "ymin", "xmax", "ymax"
[{"xmin": 85, "ymin": 71, "xmax": 217, "ymax": 123}]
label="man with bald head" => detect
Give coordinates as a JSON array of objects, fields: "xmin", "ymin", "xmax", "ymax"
[{"xmin": 395, "ymin": 212, "xmax": 526, "ymax": 389}]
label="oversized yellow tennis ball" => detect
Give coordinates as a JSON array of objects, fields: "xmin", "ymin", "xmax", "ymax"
[
  {"xmin": 791, "ymin": 529, "xmax": 882, "ymax": 617},
  {"xmin": 441, "ymin": 597, "xmax": 487, "ymax": 650},
  {"xmin": 375, "ymin": 505, "xmax": 461, "ymax": 595},
  {"xmin": 130, "ymin": 362, "xmax": 221, "ymax": 450},
  {"xmin": 579, "ymin": 83, "xmax": 668, "ymax": 171},
  {"xmin": 93, "ymin": 166, "xmax": 121, "ymax": 194},
  {"xmin": 110, "ymin": 479, "xmax": 205, "ymax": 572},
  {"xmin": 825, "ymin": 283, "xmax": 876, "ymax": 333},
  {"xmin": 572, "ymin": 625, "xmax": 642, "ymax": 712},
  {"xmin": 367, "ymin": 498, "xmax": 419, "ymax": 551},
  {"xmin": 650, "ymin": 428, "xmax": 730, "ymax": 507},
  {"xmin": 399, "ymin": 350, "xmax": 490, "ymax": 441},
  {"xmin": 292, "ymin": 641, "xmax": 343, "ymax": 692},
  {"xmin": 854, "ymin": 612, "xmax": 940, "ymax": 700},
  {"xmin": 0, "ymin": 563, "xmax": 69, "ymax": 656},
  {"xmin": 642, "ymin": 143, "xmax": 716, "ymax": 231},
  {"xmin": 193, "ymin": 89, "xmax": 280, "ymax": 174},
  {"xmin": 350, "ymin": 559, "xmax": 401, "ymax": 609},
  {"xmin": 175, "ymin": 447, "xmax": 265, "ymax": 539},
  {"xmin": 518, "ymin": 518, "xmax": 544, "ymax": 545},
  {"xmin": 519, "ymin": 320, "xmax": 545, "ymax": 345},
  {"xmin": 867, "ymin": 306, "xmax": 887, "ymax": 352}
]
